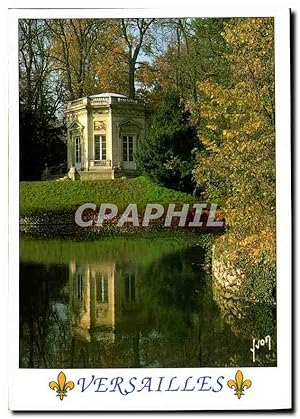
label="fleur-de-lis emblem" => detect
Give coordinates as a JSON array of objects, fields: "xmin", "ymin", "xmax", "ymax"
[
  {"xmin": 49, "ymin": 371, "xmax": 75, "ymax": 400},
  {"xmin": 227, "ymin": 370, "xmax": 252, "ymax": 399}
]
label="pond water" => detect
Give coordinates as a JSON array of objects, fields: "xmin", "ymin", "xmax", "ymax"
[{"xmin": 20, "ymin": 235, "xmax": 276, "ymax": 368}]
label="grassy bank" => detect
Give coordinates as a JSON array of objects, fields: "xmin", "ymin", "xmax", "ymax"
[{"xmin": 20, "ymin": 176, "xmax": 193, "ymax": 216}]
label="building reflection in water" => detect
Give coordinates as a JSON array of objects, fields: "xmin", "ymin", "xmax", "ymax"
[{"xmin": 69, "ymin": 260, "xmax": 145, "ymax": 348}]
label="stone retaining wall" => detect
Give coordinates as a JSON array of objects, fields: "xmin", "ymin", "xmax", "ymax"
[{"xmin": 212, "ymin": 245, "xmax": 247, "ymax": 322}]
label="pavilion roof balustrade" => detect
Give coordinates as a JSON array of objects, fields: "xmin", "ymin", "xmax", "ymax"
[{"xmin": 67, "ymin": 96, "xmax": 143, "ymax": 110}]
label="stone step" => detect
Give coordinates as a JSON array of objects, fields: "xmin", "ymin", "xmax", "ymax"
[{"xmin": 79, "ymin": 170, "xmax": 113, "ymax": 180}]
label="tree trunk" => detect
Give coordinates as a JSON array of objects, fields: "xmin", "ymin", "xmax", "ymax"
[{"xmin": 128, "ymin": 61, "xmax": 136, "ymax": 99}]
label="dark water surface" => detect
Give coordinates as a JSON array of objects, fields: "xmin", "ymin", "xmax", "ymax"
[{"xmin": 20, "ymin": 235, "xmax": 276, "ymax": 368}]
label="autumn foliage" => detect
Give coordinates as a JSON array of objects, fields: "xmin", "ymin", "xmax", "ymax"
[{"xmin": 192, "ymin": 18, "xmax": 276, "ymax": 302}]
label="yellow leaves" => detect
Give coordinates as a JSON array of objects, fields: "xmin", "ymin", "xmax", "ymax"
[
  {"xmin": 222, "ymin": 130, "xmax": 234, "ymax": 140},
  {"xmin": 223, "ymin": 18, "xmax": 273, "ymax": 48},
  {"xmin": 216, "ymin": 228, "xmax": 275, "ymax": 264},
  {"xmin": 207, "ymin": 124, "xmax": 218, "ymax": 131},
  {"xmin": 221, "ymin": 18, "xmax": 274, "ymax": 96},
  {"xmin": 201, "ymin": 137, "xmax": 220, "ymax": 153}
]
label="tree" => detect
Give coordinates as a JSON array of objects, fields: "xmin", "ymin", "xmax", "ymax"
[
  {"xmin": 194, "ymin": 17, "xmax": 275, "ymax": 234},
  {"xmin": 19, "ymin": 19, "xmax": 66, "ymax": 180},
  {"xmin": 192, "ymin": 17, "xmax": 276, "ymax": 302},
  {"xmin": 135, "ymin": 90, "xmax": 200, "ymax": 193},
  {"xmin": 48, "ymin": 18, "xmax": 155, "ymax": 100},
  {"xmin": 94, "ymin": 19, "xmax": 129, "ymax": 95},
  {"xmin": 48, "ymin": 19, "xmax": 105, "ymax": 100},
  {"xmin": 120, "ymin": 18, "xmax": 155, "ymax": 98},
  {"xmin": 136, "ymin": 18, "xmax": 229, "ymax": 107}
]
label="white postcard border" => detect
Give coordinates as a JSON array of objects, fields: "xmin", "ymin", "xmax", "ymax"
[{"xmin": 8, "ymin": 5, "xmax": 291, "ymax": 411}]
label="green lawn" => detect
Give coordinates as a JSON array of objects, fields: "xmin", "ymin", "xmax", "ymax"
[{"xmin": 20, "ymin": 176, "xmax": 193, "ymax": 216}]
